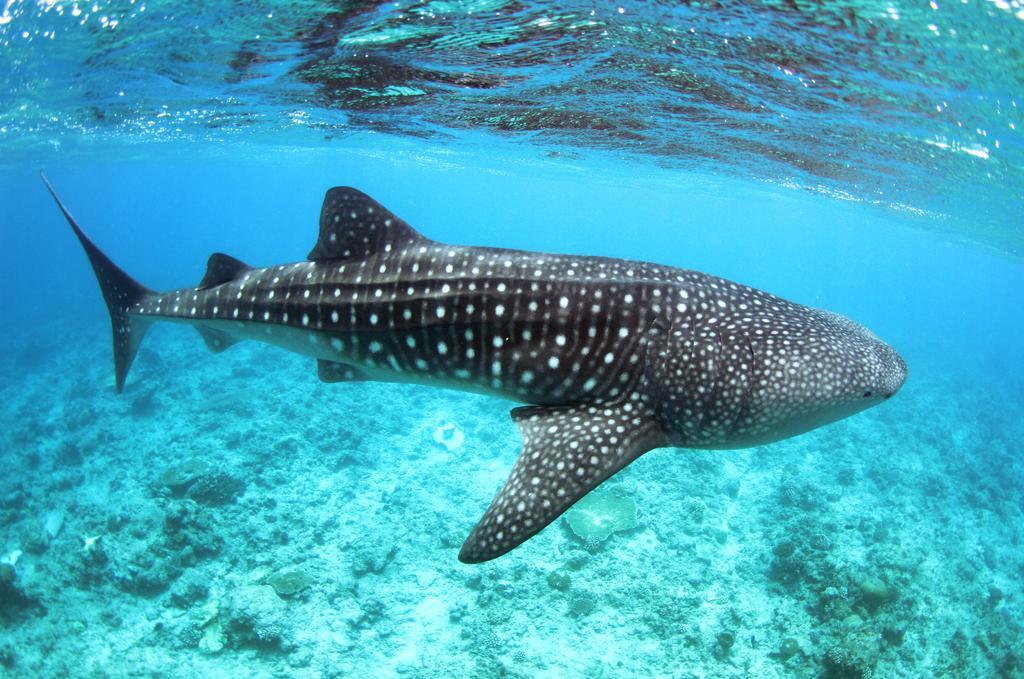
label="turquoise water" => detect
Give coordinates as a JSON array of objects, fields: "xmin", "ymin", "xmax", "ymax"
[{"xmin": 1, "ymin": 1, "xmax": 1023, "ymax": 677}]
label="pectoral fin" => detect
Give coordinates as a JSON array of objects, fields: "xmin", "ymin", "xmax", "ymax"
[{"xmin": 458, "ymin": 400, "xmax": 667, "ymax": 563}]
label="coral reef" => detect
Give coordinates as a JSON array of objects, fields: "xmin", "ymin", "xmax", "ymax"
[
  {"xmin": 0, "ymin": 324, "xmax": 1020, "ymax": 677},
  {"xmin": 564, "ymin": 489, "xmax": 638, "ymax": 542},
  {"xmin": 267, "ymin": 569, "xmax": 313, "ymax": 598},
  {"xmin": 224, "ymin": 585, "xmax": 294, "ymax": 651}
]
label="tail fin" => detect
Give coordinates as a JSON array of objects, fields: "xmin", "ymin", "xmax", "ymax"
[{"xmin": 41, "ymin": 172, "xmax": 155, "ymax": 393}]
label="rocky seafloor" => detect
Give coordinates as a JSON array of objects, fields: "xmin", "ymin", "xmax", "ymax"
[{"xmin": 1, "ymin": 319, "xmax": 1021, "ymax": 678}]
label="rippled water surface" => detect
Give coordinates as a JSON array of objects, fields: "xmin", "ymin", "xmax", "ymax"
[{"xmin": 2, "ymin": 0, "xmax": 1021, "ymax": 252}]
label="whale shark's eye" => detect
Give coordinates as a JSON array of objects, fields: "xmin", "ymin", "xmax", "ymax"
[{"xmin": 863, "ymin": 391, "xmax": 873, "ymax": 398}]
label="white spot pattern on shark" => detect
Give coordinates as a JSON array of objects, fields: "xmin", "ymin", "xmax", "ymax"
[{"xmin": 42, "ymin": 175, "xmax": 907, "ymax": 563}]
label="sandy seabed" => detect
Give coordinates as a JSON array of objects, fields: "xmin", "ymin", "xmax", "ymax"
[{"xmin": 0, "ymin": 319, "xmax": 1021, "ymax": 678}]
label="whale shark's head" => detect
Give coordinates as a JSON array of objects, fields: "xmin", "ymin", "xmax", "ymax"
[
  {"xmin": 729, "ymin": 309, "xmax": 907, "ymax": 446},
  {"xmin": 647, "ymin": 305, "xmax": 907, "ymax": 449}
]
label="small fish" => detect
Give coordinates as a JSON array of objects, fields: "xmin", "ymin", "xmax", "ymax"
[{"xmin": 44, "ymin": 175, "xmax": 906, "ymax": 563}]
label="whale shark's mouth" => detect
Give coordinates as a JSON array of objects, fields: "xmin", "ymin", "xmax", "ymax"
[{"xmin": 880, "ymin": 345, "xmax": 908, "ymax": 398}]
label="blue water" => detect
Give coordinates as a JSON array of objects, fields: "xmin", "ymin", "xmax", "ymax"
[{"xmin": 2, "ymin": 1, "xmax": 1023, "ymax": 677}]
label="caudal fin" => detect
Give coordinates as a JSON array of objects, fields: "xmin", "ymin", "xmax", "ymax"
[{"xmin": 41, "ymin": 173, "xmax": 154, "ymax": 393}]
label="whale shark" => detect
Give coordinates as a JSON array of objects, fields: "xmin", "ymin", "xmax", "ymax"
[{"xmin": 43, "ymin": 174, "xmax": 907, "ymax": 563}]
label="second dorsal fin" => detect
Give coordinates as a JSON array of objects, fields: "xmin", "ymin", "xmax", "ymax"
[
  {"xmin": 307, "ymin": 187, "xmax": 429, "ymax": 262},
  {"xmin": 198, "ymin": 253, "xmax": 251, "ymax": 290}
]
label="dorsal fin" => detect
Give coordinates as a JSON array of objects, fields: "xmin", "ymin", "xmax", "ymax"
[
  {"xmin": 307, "ymin": 187, "xmax": 429, "ymax": 262},
  {"xmin": 198, "ymin": 253, "xmax": 251, "ymax": 290}
]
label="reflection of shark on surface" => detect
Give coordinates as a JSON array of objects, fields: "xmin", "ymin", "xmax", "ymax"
[{"xmin": 43, "ymin": 174, "xmax": 907, "ymax": 563}]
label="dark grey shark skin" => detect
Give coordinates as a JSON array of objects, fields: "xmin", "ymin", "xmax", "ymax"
[{"xmin": 44, "ymin": 175, "xmax": 907, "ymax": 563}]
